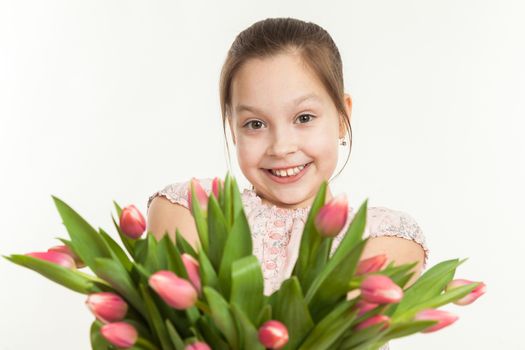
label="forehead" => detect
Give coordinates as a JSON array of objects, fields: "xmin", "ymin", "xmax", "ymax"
[{"xmin": 231, "ymin": 53, "xmax": 330, "ymax": 114}]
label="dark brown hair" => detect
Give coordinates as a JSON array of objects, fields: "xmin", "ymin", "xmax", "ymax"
[{"xmin": 219, "ymin": 17, "xmax": 352, "ymax": 182}]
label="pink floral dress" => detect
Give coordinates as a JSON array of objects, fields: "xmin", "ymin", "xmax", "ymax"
[{"xmin": 147, "ymin": 178, "xmax": 430, "ymax": 350}]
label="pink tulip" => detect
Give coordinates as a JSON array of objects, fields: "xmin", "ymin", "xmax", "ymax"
[
  {"xmin": 187, "ymin": 178, "xmax": 209, "ymax": 215},
  {"xmin": 445, "ymin": 279, "xmax": 486, "ymax": 306},
  {"xmin": 48, "ymin": 244, "xmax": 86, "ymax": 268},
  {"xmin": 86, "ymin": 292, "xmax": 128, "ymax": 324},
  {"xmin": 360, "ymin": 275, "xmax": 403, "ymax": 304},
  {"xmin": 149, "ymin": 270, "xmax": 198, "ymax": 310},
  {"xmin": 414, "ymin": 309, "xmax": 458, "ymax": 333},
  {"xmin": 258, "ymin": 320, "xmax": 289, "ymax": 349},
  {"xmin": 211, "ymin": 177, "xmax": 223, "ymax": 199},
  {"xmin": 100, "ymin": 322, "xmax": 138, "ymax": 348},
  {"xmin": 185, "ymin": 341, "xmax": 212, "ymax": 350},
  {"xmin": 356, "ymin": 254, "xmax": 387, "ymax": 276},
  {"xmin": 26, "ymin": 251, "xmax": 76, "ymax": 269},
  {"xmin": 355, "ymin": 314, "xmax": 390, "ymax": 331},
  {"xmin": 182, "ymin": 253, "xmax": 201, "ymax": 294},
  {"xmin": 314, "ymin": 193, "xmax": 349, "ymax": 237},
  {"xmin": 119, "ymin": 205, "xmax": 146, "ymax": 239},
  {"xmin": 354, "ymin": 299, "xmax": 380, "ymax": 317}
]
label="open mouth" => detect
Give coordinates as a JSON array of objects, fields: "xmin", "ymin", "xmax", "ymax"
[{"xmin": 263, "ymin": 162, "xmax": 312, "ymax": 183}]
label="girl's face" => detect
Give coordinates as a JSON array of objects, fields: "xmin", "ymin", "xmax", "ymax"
[{"xmin": 228, "ymin": 52, "xmax": 352, "ymax": 209}]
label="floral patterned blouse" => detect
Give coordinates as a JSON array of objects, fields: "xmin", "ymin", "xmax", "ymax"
[{"xmin": 147, "ymin": 177, "xmax": 430, "ymax": 350}]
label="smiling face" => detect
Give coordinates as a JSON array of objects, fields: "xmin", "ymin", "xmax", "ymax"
[{"xmin": 228, "ymin": 52, "xmax": 352, "ymax": 209}]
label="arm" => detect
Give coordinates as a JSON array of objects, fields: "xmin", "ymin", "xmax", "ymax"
[
  {"xmin": 146, "ymin": 196, "xmax": 202, "ymax": 252},
  {"xmin": 361, "ymin": 236, "xmax": 425, "ymax": 288}
]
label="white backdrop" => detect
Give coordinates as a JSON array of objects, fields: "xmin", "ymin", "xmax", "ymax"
[{"xmin": 1, "ymin": 1, "xmax": 523, "ymax": 349}]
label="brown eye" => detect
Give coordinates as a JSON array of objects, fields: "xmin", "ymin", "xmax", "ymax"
[
  {"xmin": 296, "ymin": 114, "xmax": 315, "ymax": 123},
  {"xmin": 244, "ymin": 120, "xmax": 264, "ymax": 129}
]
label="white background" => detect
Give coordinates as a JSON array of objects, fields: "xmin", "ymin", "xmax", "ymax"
[{"xmin": 1, "ymin": 1, "xmax": 523, "ymax": 349}]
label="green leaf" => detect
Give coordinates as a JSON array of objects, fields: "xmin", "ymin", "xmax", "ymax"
[
  {"xmin": 190, "ymin": 180, "xmax": 209, "ymax": 254},
  {"xmin": 305, "ymin": 239, "xmax": 368, "ymax": 321},
  {"xmin": 198, "ymin": 246, "xmax": 221, "ymax": 293},
  {"xmin": 196, "ymin": 315, "xmax": 231, "ymax": 350},
  {"xmin": 222, "ymin": 172, "xmax": 233, "ymax": 229},
  {"xmin": 297, "ymin": 299, "xmax": 359, "ymax": 350},
  {"xmin": 207, "ymin": 194, "xmax": 229, "ymax": 271},
  {"xmin": 175, "ymin": 229, "xmax": 198, "ymax": 257},
  {"xmin": 292, "ymin": 181, "xmax": 328, "ymax": 287},
  {"xmin": 93, "ymin": 257, "xmax": 146, "ymax": 317},
  {"xmin": 230, "ymin": 303, "xmax": 265, "ymax": 350},
  {"xmin": 143, "ymin": 234, "xmax": 160, "ymax": 273},
  {"xmin": 218, "ymin": 210, "xmax": 252, "ymax": 298},
  {"xmin": 52, "ymin": 195, "xmax": 112, "ymax": 270},
  {"xmin": 230, "ymin": 255, "xmax": 265, "ymax": 324},
  {"xmin": 203, "ymin": 286, "xmax": 239, "ymax": 349},
  {"xmin": 139, "ymin": 283, "xmax": 174, "ymax": 350},
  {"xmin": 98, "ymin": 228, "xmax": 133, "ymax": 271},
  {"xmin": 380, "ymin": 319, "xmax": 438, "ymax": 341},
  {"xmin": 270, "ymin": 277, "xmax": 314, "ymax": 350},
  {"xmin": 3, "ymin": 254, "xmax": 107, "ymax": 294},
  {"xmin": 90, "ymin": 320, "xmax": 112, "ymax": 350},
  {"xmin": 165, "ymin": 319, "xmax": 185, "ymax": 350},
  {"xmin": 392, "ymin": 258, "xmax": 466, "ymax": 318}
]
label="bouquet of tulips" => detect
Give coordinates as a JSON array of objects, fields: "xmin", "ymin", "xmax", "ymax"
[{"xmin": 4, "ymin": 172, "xmax": 486, "ymax": 350}]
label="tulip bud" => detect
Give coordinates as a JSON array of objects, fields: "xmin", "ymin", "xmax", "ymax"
[
  {"xmin": 26, "ymin": 251, "xmax": 76, "ymax": 269},
  {"xmin": 185, "ymin": 341, "xmax": 212, "ymax": 350},
  {"xmin": 48, "ymin": 244, "xmax": 85, "ymax": 268},
  {"xmin": 211, "ymin": 177, "xmax": 223, "ymax": 199},
  {"xmin": 258, "ymin": 320, "xmax": 289, "ymax": 350},
  {"xmin": 356, "ymin": 254, "xmax": 387, "ymax": 276},
  {"xmin": 414, "ymin": 309, "xmax": 458, "ymax": 333},
  {"xmin": 149, "ymin": 270, "xmax": 198, "ymax": 310},
  {"xmin": 314, "ymin": 193, "xmax": 349, "ymax": 237},
  {"xmin": 445, "ymin": 279, "xmax": 486, "ymax": 306},
  {"xmin": 360, "ymin": 275, "xmax": 403, "ymax": 304},
  {"xmin": 100, "ymin": 322, "xmax": 138, "ymax": 348},
  {"xmin": 86, "ymin": 292, "xmax": 128, "ymax": 323},
  {"xmin": 182, "ymin": 253, "xmax": 201, "ymax": 294},
  {"xmin": 355, "ymin": 314, "xmax": 390, "ymax": 331},
  {"xmin": 354, "ymin": 299, "xmax": 380, "ymax": 317},
  {"xmin": 187, "ymin": 178, "xmax": 209, "ymax": 215},
  {"xmin": 119, "ymin": 205, "xmax": 146, "ymax": 239}
]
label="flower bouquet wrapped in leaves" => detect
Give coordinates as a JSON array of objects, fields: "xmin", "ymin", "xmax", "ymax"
[{"xmin": 4, "ymin": 172, "xmax": 486, "ymax": 349}]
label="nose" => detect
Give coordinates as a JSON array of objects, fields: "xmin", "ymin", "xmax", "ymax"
[{"xmin": 266, "ymin": 128, "xmax": 299, "ymax": 158}]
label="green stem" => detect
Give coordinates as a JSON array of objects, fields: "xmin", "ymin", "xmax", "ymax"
[
  {"xmin": 136, "ymin": 337, "xmax": 160, "ymax": 350},
  {"xmin": 195, "ymin": 300, "xmax": 210, "ymax": 314}
]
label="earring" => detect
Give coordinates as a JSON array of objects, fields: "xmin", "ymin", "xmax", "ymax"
[{"xmin": 339, "ymin": 138, "xmax": 347, "ymax": 146}]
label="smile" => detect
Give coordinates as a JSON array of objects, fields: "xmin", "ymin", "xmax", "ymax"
[{"xmin": 263, "ymin": 162, "xmax": 312, "ymax": 184}]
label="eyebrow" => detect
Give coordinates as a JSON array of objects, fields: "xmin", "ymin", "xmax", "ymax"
[{"xmin": 235, "ymin": 93, "xmax": 322, "ymax": 115}]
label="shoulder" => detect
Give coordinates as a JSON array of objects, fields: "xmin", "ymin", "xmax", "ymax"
[
  {"xmin": 147, "ymin": 177, "xmax": 214, "ymax": 212},
  {"xmin": 365, "ymin": 206, "xmax": 430, "ymax": 269}
]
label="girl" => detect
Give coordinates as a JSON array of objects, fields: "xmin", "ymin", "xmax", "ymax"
[{"xmin": 146, "ymin": 17, "xmax": 429, "ymax": 349}]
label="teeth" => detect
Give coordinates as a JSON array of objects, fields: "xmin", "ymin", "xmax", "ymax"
[{"xmin": 270, "ymin": 164, "xmax": 307, "ymax": 177}]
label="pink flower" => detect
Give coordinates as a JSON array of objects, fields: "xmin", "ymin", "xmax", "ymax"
[
  {"xmin": 360, "ymin": 275, "xmax": 403, "ymax": 304},
  {"xmin": 258, "ymin": 320, "xmax": 289, "ymax": 350},
  {"xmin": 119, "ymin": 205, "xmax": 146, "ymax": 239},
  {"xmin": 355, "ymin": 314, "xmax": 390, "ymax": 331},
  {"xmin": 356, "ymin": 254, "xmax": 387, "ymax": 276},
  {"xmin": 149, "ymin": 270, "xmax": 198, "ymax": 310},
  {"xmin": 48, "ymin": 244, "xmax": 85, "ymax": 268},
  {"xmin": 187, "ymin": 178, "xmax": 209, "ymax": 215},
  {"xmin": 314, "ymin": 193, "xmax": 349, "ymax": 237},
  {"xmin": 185, "ymin": 341, "xmax": 212, "ymax": 350},
  {"xmin": 445, "ymin": 279, "xmax": 486, "ymax": 306},
  {"xmin": 100, "ymin": 322, "xmax": 138, "ymax": 348},
  {"xmin": 211, "ymin": 177, "xmax": 223, "ymax": 199},
  {"xmin": 354, "ymin": 299, "xmax": 380, "ymax": 317},
  {"xmin": 26, "ymin": 251, "xmax": 76, "ymax": 269},
  {"xmin": 182, "ymin": 253, "xmax": 201, "ymax": 294},
  {"xmin": 86, "ymin": 292, "xmax": 128, "ymax": 324},
  {"xmin": 414, "ymin": 309, "xmax": 459, "ymax": 333}
]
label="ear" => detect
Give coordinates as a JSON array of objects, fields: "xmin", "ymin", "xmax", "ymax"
[{"xmin": 339, "ymin": 93, "xmax": 353, "ymax": 139}]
